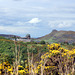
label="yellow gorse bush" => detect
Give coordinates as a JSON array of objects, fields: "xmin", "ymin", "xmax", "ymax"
[
  {"xmin": 0, "ymin": 43, "xmax": 75, "ymax": 75},
  {"xmin": 48, "ymin": 43, "xmax": 60, "ymax": 50},
  {"xmin": 18, "ymin": 70, "xmax": 25, "ymax": 74}
]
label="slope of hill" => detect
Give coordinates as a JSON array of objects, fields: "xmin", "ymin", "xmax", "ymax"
[
  {"xmin": 37, "ymin": 30, "xmax": 75, "ymax": 43},
  {"xmin": 0, "ymin": 34, "xmax": 20, "ymax": 39}
]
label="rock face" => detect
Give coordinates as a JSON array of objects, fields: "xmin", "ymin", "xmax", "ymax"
[
  {"xmin": 26, "ymin": 34, "xmax": 31, "ymax": 39},
  {"xmin": 52, "ymin": 29, "xmax": 58, "ymax": 32},
  {"xmin": 37, "ymin": 30, "xmax": 75, "ymax": 43}
]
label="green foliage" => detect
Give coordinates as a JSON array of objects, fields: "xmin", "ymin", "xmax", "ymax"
[
  {"xmin": 0, "ymin": 36, "xmax": 6, "ymax": 39},
  {"xmin": 0, "ymin": 39, "xmax": 48, "ymax": 65},
  {"xmin": 40, "ymin": 40, "xmax": 46, "ymax": 44}
]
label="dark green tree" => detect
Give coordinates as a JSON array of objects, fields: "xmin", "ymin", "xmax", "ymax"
[{"xmin": 40, "ymin": 40, "xmax": 46, "ymax": 44}]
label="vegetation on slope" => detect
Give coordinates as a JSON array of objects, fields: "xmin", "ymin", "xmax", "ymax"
[{"xmin": 37, "ymin": 30, "xmax": 75, "ymax": 43}]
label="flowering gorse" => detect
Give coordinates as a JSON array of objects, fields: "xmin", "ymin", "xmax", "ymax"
[{"xmin": 0, "ymin": 43, "xmax": 75, "ymax": 75}]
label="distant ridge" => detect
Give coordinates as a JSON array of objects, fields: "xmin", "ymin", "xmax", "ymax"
[
  {"xmin": 37, "ymin": 30, "xmax": 75, "ymax": 43},
  {"xmin": 0, "ymin": 30, "xmax": 75, "ymax": 43},
  {"xmin": 0, "ymin": 34, "xmax": 20, "ymax": 38}
]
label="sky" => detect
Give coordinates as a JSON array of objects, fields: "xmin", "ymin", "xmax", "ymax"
[{"xmin": 0, "ymin": 0, "xmax": 75, "ymax": 37}]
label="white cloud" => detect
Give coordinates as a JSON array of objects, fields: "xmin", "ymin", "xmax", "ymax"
[
  {"xmin": 0, "ymin": 25, "xmax": 39, "ymax": 34},
  {"xmin": 28, "ymin": 18, "xmax": 41, "ymax": 24},
  {"xmin": 48, "ymin": 20, "xmax": 73, "ymax": 28},
  {"xmin": 0, "ymin": 26, "xmax": 28, "ymax": 34},
  {"xmin": 58, "ymin": 22, "xmax": 72, "ymax": 28}
]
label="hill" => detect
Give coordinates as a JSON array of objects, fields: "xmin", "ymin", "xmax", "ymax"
[
  {"xmin": 0, "ymin": 34, "xmax": 20, "ymax": 39},
  {"xmin": 37, "ymin": 30, "xmax": 75, "ymax": 43}
]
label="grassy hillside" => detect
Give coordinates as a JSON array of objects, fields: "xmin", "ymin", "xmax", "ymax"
[{"xmin": 37, "ymin": 30, "xmax": 75, "ymax": 43}]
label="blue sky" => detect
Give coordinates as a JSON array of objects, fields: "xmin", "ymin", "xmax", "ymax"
[{"xmin": 0, "ymin": 0, "xmax": 75, "ymax": 37}]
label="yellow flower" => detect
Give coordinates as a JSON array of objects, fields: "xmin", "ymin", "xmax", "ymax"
[
  {"xmin": 0, "ymin": 71, "xmax": 1, "ymax": 74},
  {"xmin": 10, "ymin": 72, "xmax": 13, "ymax": 74},
  {"xmin": 25, "ymin": 60, "xmax": 27, "ymax": 62},
  {"xmin": 18, "ymin": 70, "xmax": 25, "ymax": 74},
  {"xmin": 37, "ymin": 66, "xmax": 40, "ymax": 69},
  {"xmin": 8, "ymin": 68, "xmax": 12, "ymax": 72},
  {"xmin": 34, "ymin": 69, "xmax": 38, "ymax": 73}
]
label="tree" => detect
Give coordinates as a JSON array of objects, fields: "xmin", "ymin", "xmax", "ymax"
[{"xmin": 40, "ymin": 40, "xmax": 45, "ymax": 44}]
